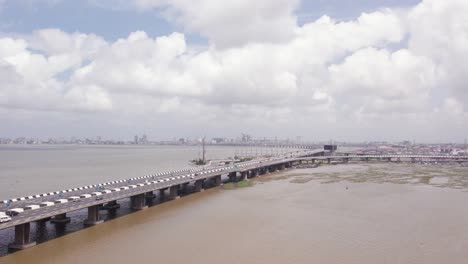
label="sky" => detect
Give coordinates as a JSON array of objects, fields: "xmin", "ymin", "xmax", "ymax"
[{"xmin": 0, "ymin": 0, "xmax": 467, "ymax": 142}]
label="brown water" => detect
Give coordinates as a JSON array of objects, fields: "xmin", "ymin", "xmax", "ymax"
[{"xmin": 2, "ymin": 163, "xmax": 468, "ymax": 264}]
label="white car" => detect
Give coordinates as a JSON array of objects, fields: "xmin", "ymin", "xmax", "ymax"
[
  {"xmin": 80, "ymin": 194, "xmax": 92, "ymax": 198},
  {"xmin": 0, "ymin": 215, "xmax": 12, "ymax": 223},
  {"xmin": 91, "ymin": 192, "xmax": 102, "ymax": 196}
]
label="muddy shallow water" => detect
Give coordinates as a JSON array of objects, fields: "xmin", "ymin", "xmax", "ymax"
[{"xmin": 2, "ymin": 163, "xmax": 468, "ymax": 264}]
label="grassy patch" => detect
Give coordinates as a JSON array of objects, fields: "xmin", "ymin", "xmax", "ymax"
[{"xmin": 236, "ymin": 180, "xmax": 252, "ymax": 187}]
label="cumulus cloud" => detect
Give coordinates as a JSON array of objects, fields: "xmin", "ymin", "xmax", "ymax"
[
  {"xmin": 134, "ymin": 0, "xmax": 300, "ymax": 48},
  {"xmin": 0, "ymin": 0, "xmax": 467, "ymax": 140}
]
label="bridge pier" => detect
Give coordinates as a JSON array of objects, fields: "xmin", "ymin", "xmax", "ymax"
[
  {"xmin": 35, "ymin": 217, "xmax": 51, "ymax": 223},
  {"xmin": 251, "ymin": 170, "xmax": 259, "ymax": 178},
  {"xmin": 50, "ymin": 213, "xmax": 71, "ymax": 224},
  {"xmin": 180, "ymin": 182, "xmax": 190, "ymax": 194},
  {"xmin": 145, "ymin": 191, "xmax": 156, "ymax": 199},
  {"xmin": 244, "ymin": 171, "xmax": 251, "ymax": 181},
  {"xmin": 327, "ymin": 158, "xmax": 331, "ymax": 164},
  {"xmin": 130, "ymin": 193, "xmax": 148, "ymax": 210},
  {"xmin": 101, "ymin": 200, "xmax": 120, "ymax": 210},
  {"xmin": 194, "ymin": 180, "xmax": 204, "ymax": 192},
  {"xmin": 9, "ymin": 223, "xmax": 36, "ymax": 250},
  {"xmin": 228, "ymin": 172, "xmax": 237, "ymax": 182},
  {"xmin": 84, "ymin": 205, "xmax": 104, "ymax": 226},
  {"xmin": 168, "ymin": 185, "xmax": 180, "ymax": 200},
  {"xmin": 212, "ymin": 175, "xmax": 222, "ymax": 186}
]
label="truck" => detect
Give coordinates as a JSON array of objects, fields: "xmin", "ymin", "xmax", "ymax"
[
  {"xmin": 24, "ymin": 205, "xmax": 40, "ymax": 211},
  {"xmin": 54, "ymin": 199, "xmax": 68, "ymax": 204},
  {"xmin": 40, "ymin": 202, "xmax": 54, "ymax": 207},
  {"xmin": 6, "ymin": 208, "xmax": 24, "ymax": 216},
  {"xmin": 68, "ymin": 196, "xmax": 80, "ymax": 202}
]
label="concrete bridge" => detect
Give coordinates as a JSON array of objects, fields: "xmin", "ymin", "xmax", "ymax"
[
  {"xmin": 0, "ymin": 149, "xmax": 322, "ymax": 251},
  {"xmin": 1, "ymin": 150, "xmax": 466, "ymax": 251},
  {"xmin": 301, "ymin": 154, "xmax": 468, "ymax": 164}
]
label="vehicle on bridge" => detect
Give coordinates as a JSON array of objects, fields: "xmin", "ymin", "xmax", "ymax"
[
  {"xmin": 24, "ymin": 205, "xmax": 40, "ymax": 211},
  {"xmin": 6, "ymin": 208, "xmax": 23, "ymax": 216},
  {"xmin": 91, "ymin": 192, "xmax": 102, "ymax": 196},
  {"xmin": 54, "ymin": 199, "xmax": 68, "ymax": 204},
  {"xmin": 0, "ymin": 215, "xmax": 11, "ymax": 223},
  {"xmin": 40, "ymin": 202, "xmax": 54, "ymax": 207},
  {"xmin": 80, "ymin": 194, "xmax": 92, "ymax": 198},
  {"xmin": 68, "ymin": 196, "xmax": 80, "ymax": 202}
]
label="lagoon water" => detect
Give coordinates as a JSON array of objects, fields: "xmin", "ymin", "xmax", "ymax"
[{"xmin": 1, "ymin": 146, "xmax": 468, "ymax": 263}]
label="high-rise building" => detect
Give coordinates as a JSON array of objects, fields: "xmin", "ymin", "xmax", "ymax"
[{"xmin": 134, "ymin": 135, "xmax": 139, "ymax": 144}]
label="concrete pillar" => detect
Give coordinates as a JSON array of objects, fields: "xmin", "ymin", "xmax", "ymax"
[
  {"xmin": 35, "ymin": 217, "xmax": 51, "ymax": 223},
  {"xmin": 344, "ymin": 158, "xmax": 349, "ymax": 163},
  {"xmin": 264, "ymin": 167, "xmax": 270, "ymax": 174},
  {"xmin": 168, "ymin": 185, "xmax": 180, "ymax": 200},
  {"xmin": 212, "ymin": 175, "xmax": 222, "ymax": 186},
  {"xmin": 145, "ymin": 191, "xmax": 156, "ymax": 199},
  {"xmin": 387, "ymin": 157, "xmax": 392, "ymax": 162},
  {"xmin": 84, "ymin": 205, "xmax": 104, "ymax": 226},
  {"xmin": 159, "ymin": 188, "xmax": 167, "ymax": 201},
  {"xmin": 411, "ymin": 157, "xmax": 416, "ymax": 163},
  {"xmin": 102, "ymin": 200, "xmax": 120, "ymax": 210},
  {"xmin": 241, "ymin": 171, "xmax": 248, "ymax": 181},
  {"xmin": 228, "ymin": 172, "xmax": 237, "ymax": 182},
  {"xmin": 251, "ymin": 170, "xmax": 259, "ymax": 178},
  {"xmin": 194, "ymin": 180, "xmax": 204, "ymax": 192},
  {"xmin": 130, "ymin": 193, "xmax": 148, "ymax": 210},
  {"xmin": 180, "ymin": 182, "xmax": 190, "ymax": 194},
  {"xmin": 8, "ymin": 223, "xmax": 36, "ymax": 250},
  {"xmin": 50, "ymin": 213, "xmax": 71, "ymax": 224},
  {"xmin": 327, "ymin": 158, "xmax": 331, "ymax": 164}
]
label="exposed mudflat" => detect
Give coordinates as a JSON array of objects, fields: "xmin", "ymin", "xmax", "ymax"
[{"xmin": 259, "ymin": 163, "xmax": 468, "ymax": 190}]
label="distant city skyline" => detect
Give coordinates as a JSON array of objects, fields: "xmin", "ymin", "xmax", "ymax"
[{"xmin": 0, "ymin": 0, "xmax": 467, "ymax": 142}]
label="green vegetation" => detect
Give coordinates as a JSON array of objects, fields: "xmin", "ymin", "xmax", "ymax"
[{"xmin": 222, "ymin": 180, "xmax": 252, "ymax": 189}]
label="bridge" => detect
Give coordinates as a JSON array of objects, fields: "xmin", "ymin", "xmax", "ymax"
[
  {"xmin": 300, "ymin": 154, "xmax": 468, "ymax": 164},
  {"xmin": 1, "ymin": 150, "xmax": 466, "ymax": 251},
  {"xmin": 0, "ymin": 149, "xmax": 323, "ymax": 250}
]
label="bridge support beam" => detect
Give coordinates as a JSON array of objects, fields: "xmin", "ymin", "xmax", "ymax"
[
  {"xmin": 130, "ymin": 193, "xmax": 148, "ymax": 210},
  {"xmin": 51, "ymin": 213, "xmax": 71, "ymax": 224},
  {"xmin": 101, "ymin": 200, "xmax": 120, "ymax": 210},
  {"xmin": 84, "ymin": 205, "xmax": 104, "ymax": 226},
  {"xmin": 194, "ymin": 180, "xmax": 204, "ymax": 192},
  {"xmin": 8, "ymin": 223, "xmax": 36, "ymax": 250},
  {"xmin": 168, "ymin": 185, "xmax": 180, "ymax": 200}
]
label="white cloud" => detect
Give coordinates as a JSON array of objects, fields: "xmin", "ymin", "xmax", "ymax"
[
  {"xmin": 134, "ymin": 0, "xmax": 300, "ymax": 48},
  {"xmin": 1, "ymin": 0, "xmax": 468, "ymax": 140}
]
